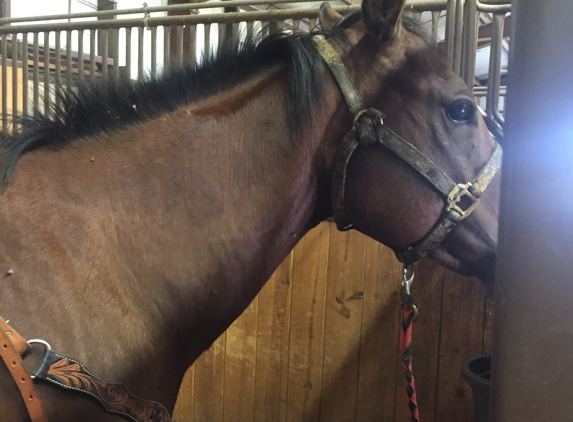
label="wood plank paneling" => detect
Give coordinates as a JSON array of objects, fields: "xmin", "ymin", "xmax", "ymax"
[
  {"xmin": 286, "ymin": 222, "xmax": 330, "ymax": 422},
  {"xmin": 356, "ymin": 238, "xmax": 401, "ymax": 421},
  {"xmin": 173, "ymin": 367, "xmax": 194, "ymax": 421},
  {"xmin": 253, "ymin": 253, "xmax": 293, "ymax": 422},
  {"xmin": 483, "ymin": 297, "xmax": 495, "ymax": 355},
  {"xmin": 222, "ymin": 298, "xmax": 258, "ymax": 422},
  {"xmin": 320, "ymin": 230, "xmax": 367, "ymax": 422},
  {"xmin": 175, "ymin": 222, "xmax": 493, "ymax": 422},
  {"xmin": 190, "ymin": 334, "xmax": 226, "ymax": 422},
  {"xmin": 434, "ymin": 271, "xmax": 486, "ymax": 422}
]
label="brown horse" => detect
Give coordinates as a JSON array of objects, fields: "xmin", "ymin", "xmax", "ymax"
[{"xmin": 0, "ymin": 0, "xmax": 500, "ymax": 420}]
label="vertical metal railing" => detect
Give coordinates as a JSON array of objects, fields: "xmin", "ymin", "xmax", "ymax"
[
  {"xmin": 0, "ymin": 0, "xmax": 509, "ymax": 135},
  {"xmin": 2, "ymin": 35, "xmax": 7, "ymax": 134},
  {"xmin": 482, "ymin": 5, "xmax": 508, "ymax": 125}
]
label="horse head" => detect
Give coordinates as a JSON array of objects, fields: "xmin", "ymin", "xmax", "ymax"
[{"xmin": 318, "ymin": 0, "xmax": 501, "ymax": 283}]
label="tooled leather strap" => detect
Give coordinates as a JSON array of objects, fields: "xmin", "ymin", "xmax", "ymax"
[
  {"xmin": 32, "ymin": 349, "xmax": 173, "ymax": 422},
  {"xmin": 0, "ymin": 318, "xmax": 49, "ymax": 422}
]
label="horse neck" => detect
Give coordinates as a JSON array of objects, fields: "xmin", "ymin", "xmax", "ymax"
[{"xmin": 0, "ymin": 66, "xmax": 349, "ymax": 413}]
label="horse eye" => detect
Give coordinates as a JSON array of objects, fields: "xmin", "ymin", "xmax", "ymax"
[{"xmin": 446, "ymin": 99, "xmax": 474, "ymax": 124}]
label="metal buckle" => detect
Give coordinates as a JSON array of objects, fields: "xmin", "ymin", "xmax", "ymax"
[
  {"xmin": 401, "ymin": 265, "xmax": 415, "ymax": 295},
  {"xmin": 446, "ymin": 182, "xmax": 480, "ymax": 220},
  {"xmin": 400, "ymin": 265, "xmax": 418, "ymax": 320}
]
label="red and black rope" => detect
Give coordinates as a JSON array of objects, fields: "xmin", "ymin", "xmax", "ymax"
[{"xmin": 400, "ymin": 291, "xmax": 420, "ymax": 422}]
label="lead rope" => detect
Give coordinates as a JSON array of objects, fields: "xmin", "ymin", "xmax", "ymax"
[{"xmin": 399, "ymin": 265, "xmax": 420, "ymax": 422}]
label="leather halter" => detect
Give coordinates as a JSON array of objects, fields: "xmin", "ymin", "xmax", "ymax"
[{"xmin": 314, "ymin": 38, "xmax": 503, "ymax": 266}]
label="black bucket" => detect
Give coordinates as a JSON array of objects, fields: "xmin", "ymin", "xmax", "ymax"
[{"xmin": 461, "ymin": 354, "xmax": 491, "ymax": 422}]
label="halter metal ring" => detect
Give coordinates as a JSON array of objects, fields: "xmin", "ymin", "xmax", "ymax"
[
  {"xmin": 28, "ymin": 339, "xmax": 51, "ymax": 350},
  {"xmin": 401, "ymin": 265, "xmax": 415, "ymax": 295},
  {"xmin": 28, "ymin": 339, "xmax": 51, "ymax": 380}
]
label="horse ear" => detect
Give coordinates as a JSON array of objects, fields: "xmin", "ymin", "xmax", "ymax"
[
  {"xmin": 362, "ymin": 0, "xmax": 407, "ymax": 39},
  {"xmin": 318, "ymin": 3, "xmax": 343, "ymax": 32}
]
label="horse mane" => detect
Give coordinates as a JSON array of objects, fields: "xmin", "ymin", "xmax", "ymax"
[{"xmin": 0, "ymin": 13, "xmax": 432, "ymax": 188}]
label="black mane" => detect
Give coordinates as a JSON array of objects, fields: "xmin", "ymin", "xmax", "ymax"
[{"xmin": 0, "ymin": 13, "xmax": 433, "ymax": 187}]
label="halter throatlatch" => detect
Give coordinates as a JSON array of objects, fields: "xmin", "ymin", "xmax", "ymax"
[{"xmin": 314, "ymin": 38, "xmax": 503, "ymax": 266}]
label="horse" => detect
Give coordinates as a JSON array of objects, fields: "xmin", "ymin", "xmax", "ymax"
[{"xmin": 0, "ymin": 0, "xmax": 501, "ymax": 420}]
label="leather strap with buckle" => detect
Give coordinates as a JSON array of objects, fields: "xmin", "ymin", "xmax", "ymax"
[
  {"xmin": 0, "ymin": 318, "xmax": 174, "ymax": 422},
  {"xmin": 0, "ymin": 317, "xmax": 49, "ymax": 422}
]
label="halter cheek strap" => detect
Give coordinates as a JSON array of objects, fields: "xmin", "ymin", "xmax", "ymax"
[{"xmin": 314, "ymin": 37, "xmax": 503, "ymax": 266}]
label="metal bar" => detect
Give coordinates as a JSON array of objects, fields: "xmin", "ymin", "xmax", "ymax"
[
  {"xmin": 261, "ymin": 21, "xmax": 268, "ymax": 39},
  {"xmin": 176, "ymin": 25, "xmax": 183, "ymax": 66},
  {"xmin": 112, "ymin": 28, "xmax": 120, "ymax": 80},
  {"xmin": 246, "ymin": 20, "xmax": 253, "ymax": 43},
  {"xmin": 54, "ymin": 31, "xmax": 61, "ymax": 110},
  {"xmin": 138, "ymin": 26, "xmax": 144, "ymax": 80},
  {"xmin": 2, "ymin": 35, "xmax": 7, "ymax": 134},
  {"xmin": 125, "ymin": 27, "xmax": 132, "ymax": 80},
  {"xmin": 77, "ymin": 29, "xmax": 84, "ymax": 81},
  {"xmin": 431, "ymin": 11, "xmax": 440, "ymax": 41},
  {"xmin": 269, "ymin": 20, "xmax": 278, "ymax": 34},
  {"xmin": 474, "ymin": 86, "xmax": 506, "ymax": 95},
  {"xmin": 33, "ymin": 32, "xmax": 39, "ymax": 116},
  {"xmin": 12, "ymin": 32, "xmax": 18, "ymax": 127},
  {"xmin": 203, "ymin": 23, "xmax": 210, "ymax": 61},
  {"xmin": 445, "ymin": 0, "xmax": 456, "ymax": 68},
  {"xmin": 476, "ymin": 1, "xmax": 511, "ymax": 13},
  {"xmin": 233, "ymin": 22, "xmax": 239, "ymax": 44},
  {"xmin": 0, "ymin": 7, "xmax": 372, "ymax": 34},
  {"xmin": 189, "ymin": 24, "xmax": 196, "ymax": 69},
  {"xmin": 150, "ymin": 26, "xmax": 156, "ymax": 77},
  {"xmin": 461, "ymin": 0, "xmax": 477, "ymax": 86},
  {"xmin": 89, "ymin": 29, "xmax": 96, "ymax": 79},
  {"xmin": 66, "ymin": 30, "xmax": 72, "ymax": 93},
  {"xmin": 404, "ymin": 1, "xmax": 449, "ymax": 12},
  {"xmin": 275, "ymin": 20, "xmax": 283, "ymax": 33},
  {"xmin": 0, "ymin": 0, "xmax": 448, "ymax": 26},
  {"xmin": 491, "ymin": 0, "xmax": 573, "ymax": 421},
  {"xmin": 485, "ymin": 13, "xmax": 504, "ymax": 123},
  {"xmin": 163, "ymin": 25, "xmax": 169, "ymax": 73},
  {"xmin": 218, "ymin": 22, "xmax": 225, "ymax": 52},
  {"xmin": 22, "ymin": 33, "xmax": 29, "ymax": 117},
  {"xmin": 100, "ymin": 29, "xmax": 108, "ymax": 80},
  {"xmin": 43, "ymin": 32, "xmax": 50, "ymax": 117},
  {"xmin": 452, "ymin": 0, "xmax": 464, "ymax": 75},
  {"xmin": 292, "ymin": 19, "xmax": 300, "ymax": 35},
  {"xmin": 308, "ymin": 18, "xmax": 317, "ymax": 32}
]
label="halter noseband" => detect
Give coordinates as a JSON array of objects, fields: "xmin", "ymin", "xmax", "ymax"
[{"xmin": 314, "ymin": 38, "xmax": 502, "ymax": 266}]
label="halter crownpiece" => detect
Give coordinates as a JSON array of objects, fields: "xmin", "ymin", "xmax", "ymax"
[{"xmin": 314, "ymin": 38, "xmax": 503, "ymax": 266}]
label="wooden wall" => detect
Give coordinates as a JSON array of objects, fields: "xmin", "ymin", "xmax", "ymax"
[{"xmin": 172, "ymin": 221, "xmax": 493, "ymax": 422}]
